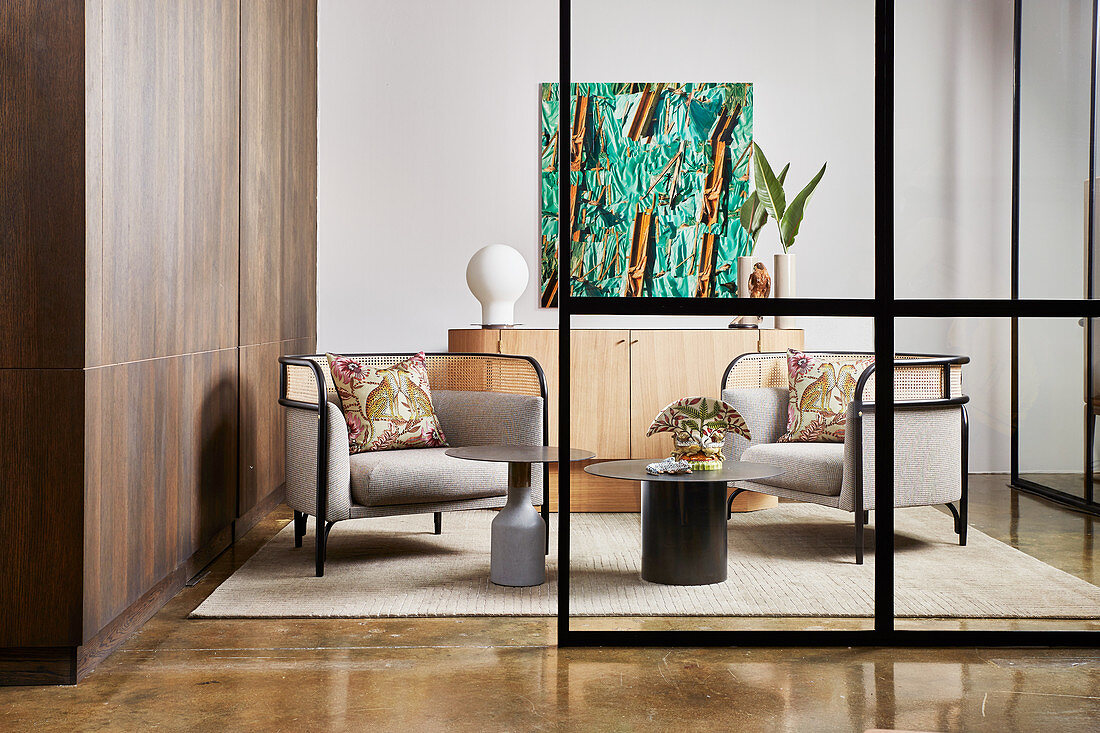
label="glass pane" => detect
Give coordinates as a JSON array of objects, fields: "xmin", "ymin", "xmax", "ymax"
[
  {"xmin": 1018, "ymin": 318, "xmax": 1086, "ymax": 497},
  {"xmin": 565, "ymin": 0, "xmax": 874, "ymax": 306},
  {"xmin": 895, "ymin": 317, "xmax": 1100, "ymax": 631},
  {"xmin": 894, "ymin": 1, "xmax": 1013, "ymax": 299},
  {"xmin": 1018, "ymin": 0, "xmax": 1093, "ymax": 299},
  {"xmin": 568, "ymin": 318, "xmax": 875, "ymax": 632}
]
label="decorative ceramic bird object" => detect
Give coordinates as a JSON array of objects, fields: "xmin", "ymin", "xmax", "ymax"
[{"xmin": 748, "ymin": 261, "xmax": 771, "ymax": 298}]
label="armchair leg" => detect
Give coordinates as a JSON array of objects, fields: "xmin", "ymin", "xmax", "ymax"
[
  {"xmin": 434, "ymin": 512, "xmax": 442, "ymax": 535},
  {"xmin": 315, "ymin": 519, "xmax": 335, "ymax": 577},
  {"xmin": 854, "ymin": 511, "xmax": 865, "ymax": 565},
  {"xmin": 945, "ymin": 501, "xmax": 967, "ymax": 546},
  {"xmin": 726, "ymin": 489, "xmax": 746, "ymax": 520},
  {"xmin": 294, "ymin": 511, "xmax": 306, "ymax": 548}
]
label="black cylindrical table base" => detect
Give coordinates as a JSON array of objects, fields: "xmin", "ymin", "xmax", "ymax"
[{"xmin": 640, "ymin": 480, "xmax": 728, "ymax": 585}]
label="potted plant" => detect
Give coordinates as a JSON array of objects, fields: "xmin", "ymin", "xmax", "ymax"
[
  {"xmin": 748, "ymin": 142, "xmax": 827, "ymax": 328},
  {"xmin": 737, "ymin": 162, "xmax": 788, "ymax": 303}
]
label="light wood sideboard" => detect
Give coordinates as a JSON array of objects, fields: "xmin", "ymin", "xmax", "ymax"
[{"xmin": 448, "ymin": 328, "xmax": 804, "ymax": 512}]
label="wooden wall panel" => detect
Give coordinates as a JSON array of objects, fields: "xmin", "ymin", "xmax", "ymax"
[
  {"xmin": 240, "ymin": 0, "xmax": 318, "ymax": 346},
  {"xmin": 0, "ymin": 0, "xmax": 85, "ymax": 368},
  {"xmin": 0, "ymin": 370, "xmax": 84, "ymax": 646},
  {"xmin": 83, "ymin": 350, "xmax": 238, "ymax": 640},
  {"xmin": 238, "ymin": 337, "xmax": 314, "ymax": 518},
  {"xmin": 92, "ymin": 0, "xmax": 240, "ymax": 367}
]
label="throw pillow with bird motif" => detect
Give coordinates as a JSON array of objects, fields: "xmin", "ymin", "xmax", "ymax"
[
  {"xmin": 326, "ymin": 352, "xmax": 448, "ymax": 454},
  {"xmin": 778, "ymin": 350, "xmax": 873, "ymax": 443}
]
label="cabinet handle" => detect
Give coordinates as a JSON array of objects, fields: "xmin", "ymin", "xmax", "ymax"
[
  {"xmin": 615, "ymin": 339, "xmax": 626, "ymax": 344},
  {"xmin": 629, "ymin": 339, "xmax": 639, "ymax": 345}
]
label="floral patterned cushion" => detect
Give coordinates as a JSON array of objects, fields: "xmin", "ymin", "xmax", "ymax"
[
  {"xmin": 326, "ymin": 352, "xmax": 447, "ymax": 454},
  {"xmin": 779, "ymin": 350, "xmax": 873, "ymax": 443}
]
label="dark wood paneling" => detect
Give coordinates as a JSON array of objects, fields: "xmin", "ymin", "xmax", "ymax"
[
  {"xmin": 240, "ymin": 0, "xmax": 318, "ymax": 346},
  {"xmin": 0, "ymin": 648, "xmax": 76, "ymax": 687},
  {"xmin": 0, "ymin": 0, "xmax": 85, "ymax": 368},
  {"xmin": 0, "ymin": 370, "xmax": 84, "ymax": 647},
  {"xmin": 238, "ymin": 337, "xmax": 313, "ymax": 517},
  {"xmin": 92, "ymin": 0, "xmax": 240, "ymax": 366},
  {"xmin": 76, "ymin": 523, "xmax": 231, "ymax": 682},
  {"xmin": 83, "ymin": 350, "xmax": 238, "ymax": 639}
]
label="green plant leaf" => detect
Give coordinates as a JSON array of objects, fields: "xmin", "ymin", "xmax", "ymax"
[
  {"xmin": 752, "ymin": 143, "xmax": 786, "ymax": 222},
  {"xmin": 739, "ymin": 190, "xmax": 759, "ymax": 233},
  {"xmin": 778, "ymin": 162, "xmax": 790, "ymax": 185},
  {"xmin": 779, "ymin": 162, "xmax": 827, "ymax": 251}
]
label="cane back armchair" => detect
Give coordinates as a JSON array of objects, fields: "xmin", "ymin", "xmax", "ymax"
[
  {"xmin": 279, "ymin": 352, "xmax": 548, "ymax": 576},
  {"xmin": 721, "ymin": 351, "xmax": 969, "ymax": 564}
]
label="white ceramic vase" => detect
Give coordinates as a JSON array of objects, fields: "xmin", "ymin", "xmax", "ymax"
[{"xmin": 774, "ymin": 252, "xmax": 796, "ymax": 329}]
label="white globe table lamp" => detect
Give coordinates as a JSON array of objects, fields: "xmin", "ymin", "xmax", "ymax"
[{"xmin": 466, "ymin": 244, "xmax": 529, "ymax": 328}]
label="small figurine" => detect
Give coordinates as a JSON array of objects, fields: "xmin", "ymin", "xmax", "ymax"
[
  {"xmin": 647, "ymin": 396, "xmax": 751, "ymax": 470},
  {"xmin": 748, "ymin": 262, "xmax": 771, "ymax": 298}
]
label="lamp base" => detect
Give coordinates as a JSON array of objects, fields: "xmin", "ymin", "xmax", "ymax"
[{"xmin": 472, "ymin": 323, "xmax": 523, "ymax": 329}]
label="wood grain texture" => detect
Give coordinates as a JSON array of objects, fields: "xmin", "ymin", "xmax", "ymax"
[
  {"xmin": 76, "ymin": 522, "xmax": 231, "ymax": 682},
  {"xmin": 628, "ymin": 330, "xmax": 760, "ymax": 458},
  {"xmin": 0, "ymin": 370, "xmax": 85, "ymax": 647},
  {"xmin": 447, "ymin": 329, "xmax": 501, "ymax": 355},
  {"xmin": 240, "ymin": 0, "xmax": 318, "ymax": 346},
  {"xmin": 238, "ymin": 337, "xmax": 313, "ymax": 517},
  {"xmin": 569, "ymin": 330, "xmax": 630, "ymax": 458},
  {"xmin": 500, "ymin": 329, "xmax": 561, "ymax": 442},
  {"xmin": 0, "ymin": 0, "xmax": 85, "ymax": 368},
  {"xmin": 83, "ymin": 350, "xmax": 238, "ymax": 640},
  {"xmin": 758, "ymin": 328, "xmax": 804, "ymax": 354},
  {"xmin": 549, "ymin": 464, "xmax": 640, "ymax": 513},
  {"xmin": 92, "ymin": 0, "xmax": 240, "ymax": 366},
  {"xmin": 0, "ymin": 648, "xmax": 76, "ymax": 687}
]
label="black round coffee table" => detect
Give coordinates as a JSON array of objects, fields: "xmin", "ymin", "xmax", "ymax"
[{"xmin": 584, "ymin": 459, "xmax": 783, "ymax": 585}]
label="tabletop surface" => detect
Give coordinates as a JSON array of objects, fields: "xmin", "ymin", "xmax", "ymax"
[
  {"xmin": 445, "ymin": 445, "xmax": 596, "ymax": 463},
  {"xmin": 584, "ymin": 459, "xmax": 783, "ymax": 483}
]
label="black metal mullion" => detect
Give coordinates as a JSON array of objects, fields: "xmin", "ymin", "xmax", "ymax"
[
  {"xmin": 1086, "ymin": 0, "xmax": 1098, "ymax": 504},
  {"xmin": 873, "ymin": 0, "xmax": 895, "ymax": 633},
  {"xmin": 556, "ymin": 0, "xmax": 571, "ymax": 644},
  {"xmin": 1010, "ymin": 0, "xmax": 1022, "ymax": 488},
  {"xmin": 571, "ymin": 297, "xmax": 1100, "ymax": 319}
]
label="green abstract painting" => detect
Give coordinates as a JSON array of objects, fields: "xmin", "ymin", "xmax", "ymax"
[{"xmin": 540, "ymin": 82, "xmax": 753, "ymax": 306}]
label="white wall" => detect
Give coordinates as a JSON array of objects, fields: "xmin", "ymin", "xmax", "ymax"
[
  {"xmin": 318, "ymin": 0, "xmax": 1082, "ymax": 473},
  {"xmin": 894, "ymin": 0, "xmax": 1016, "ymax": 473},
  {"xmin": 318, "ymin": 0, "xmax": 559, "ymax": 354}
]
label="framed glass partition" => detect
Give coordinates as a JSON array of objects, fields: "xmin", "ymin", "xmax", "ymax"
[
  {"xmin": 1011, "ymin": 0, "xmax": 1100, "ymax": 516},
  {"xmin": 556, "ymin": 0, "xmax": 1100, "ymax": 647}
]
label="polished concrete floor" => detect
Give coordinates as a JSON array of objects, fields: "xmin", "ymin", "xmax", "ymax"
[{"xmin": 1, "ymin": 476, "xmax": 1097, "ymax": 732}]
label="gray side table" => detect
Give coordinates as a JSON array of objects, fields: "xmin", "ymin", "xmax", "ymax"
[
  {"xmin": 445, "ymin": 445, "xmax": 595, "ymax": 587},
  {"xmin": 584, "ymin": 459, "xmax": 782, "ymax": 585}
]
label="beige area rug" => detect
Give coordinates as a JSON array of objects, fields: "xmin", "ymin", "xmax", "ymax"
[{"xmin": 191, "ymin": 505, "xmax": 1100, "ymax": 619}]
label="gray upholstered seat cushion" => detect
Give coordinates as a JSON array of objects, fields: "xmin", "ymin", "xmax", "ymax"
[
  {"xmin": 349, "ymin": 447, "xmax": 507, "ymax": 507},
  {"xmin": 740, "ymin": 442, "xmax": 845, "ymax": 497}
]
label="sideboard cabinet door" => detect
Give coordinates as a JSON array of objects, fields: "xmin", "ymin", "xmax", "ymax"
[{"xmin": 628, "ymin": 330, "xmax": 760, "ymax": 459}]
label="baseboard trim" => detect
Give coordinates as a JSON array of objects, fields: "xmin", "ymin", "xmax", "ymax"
[
  {"xmin": 3, "ymin": 486, "xmax": 288, "ymax": 686},
  {"xmin": 74, "ymin": 524, "xmax": 235, "ymax": 682}
]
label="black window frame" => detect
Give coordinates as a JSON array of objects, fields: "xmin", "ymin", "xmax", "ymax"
[{"xmin": 555, "ymin": 0, "xmax": 1100, "ymax": 647}]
